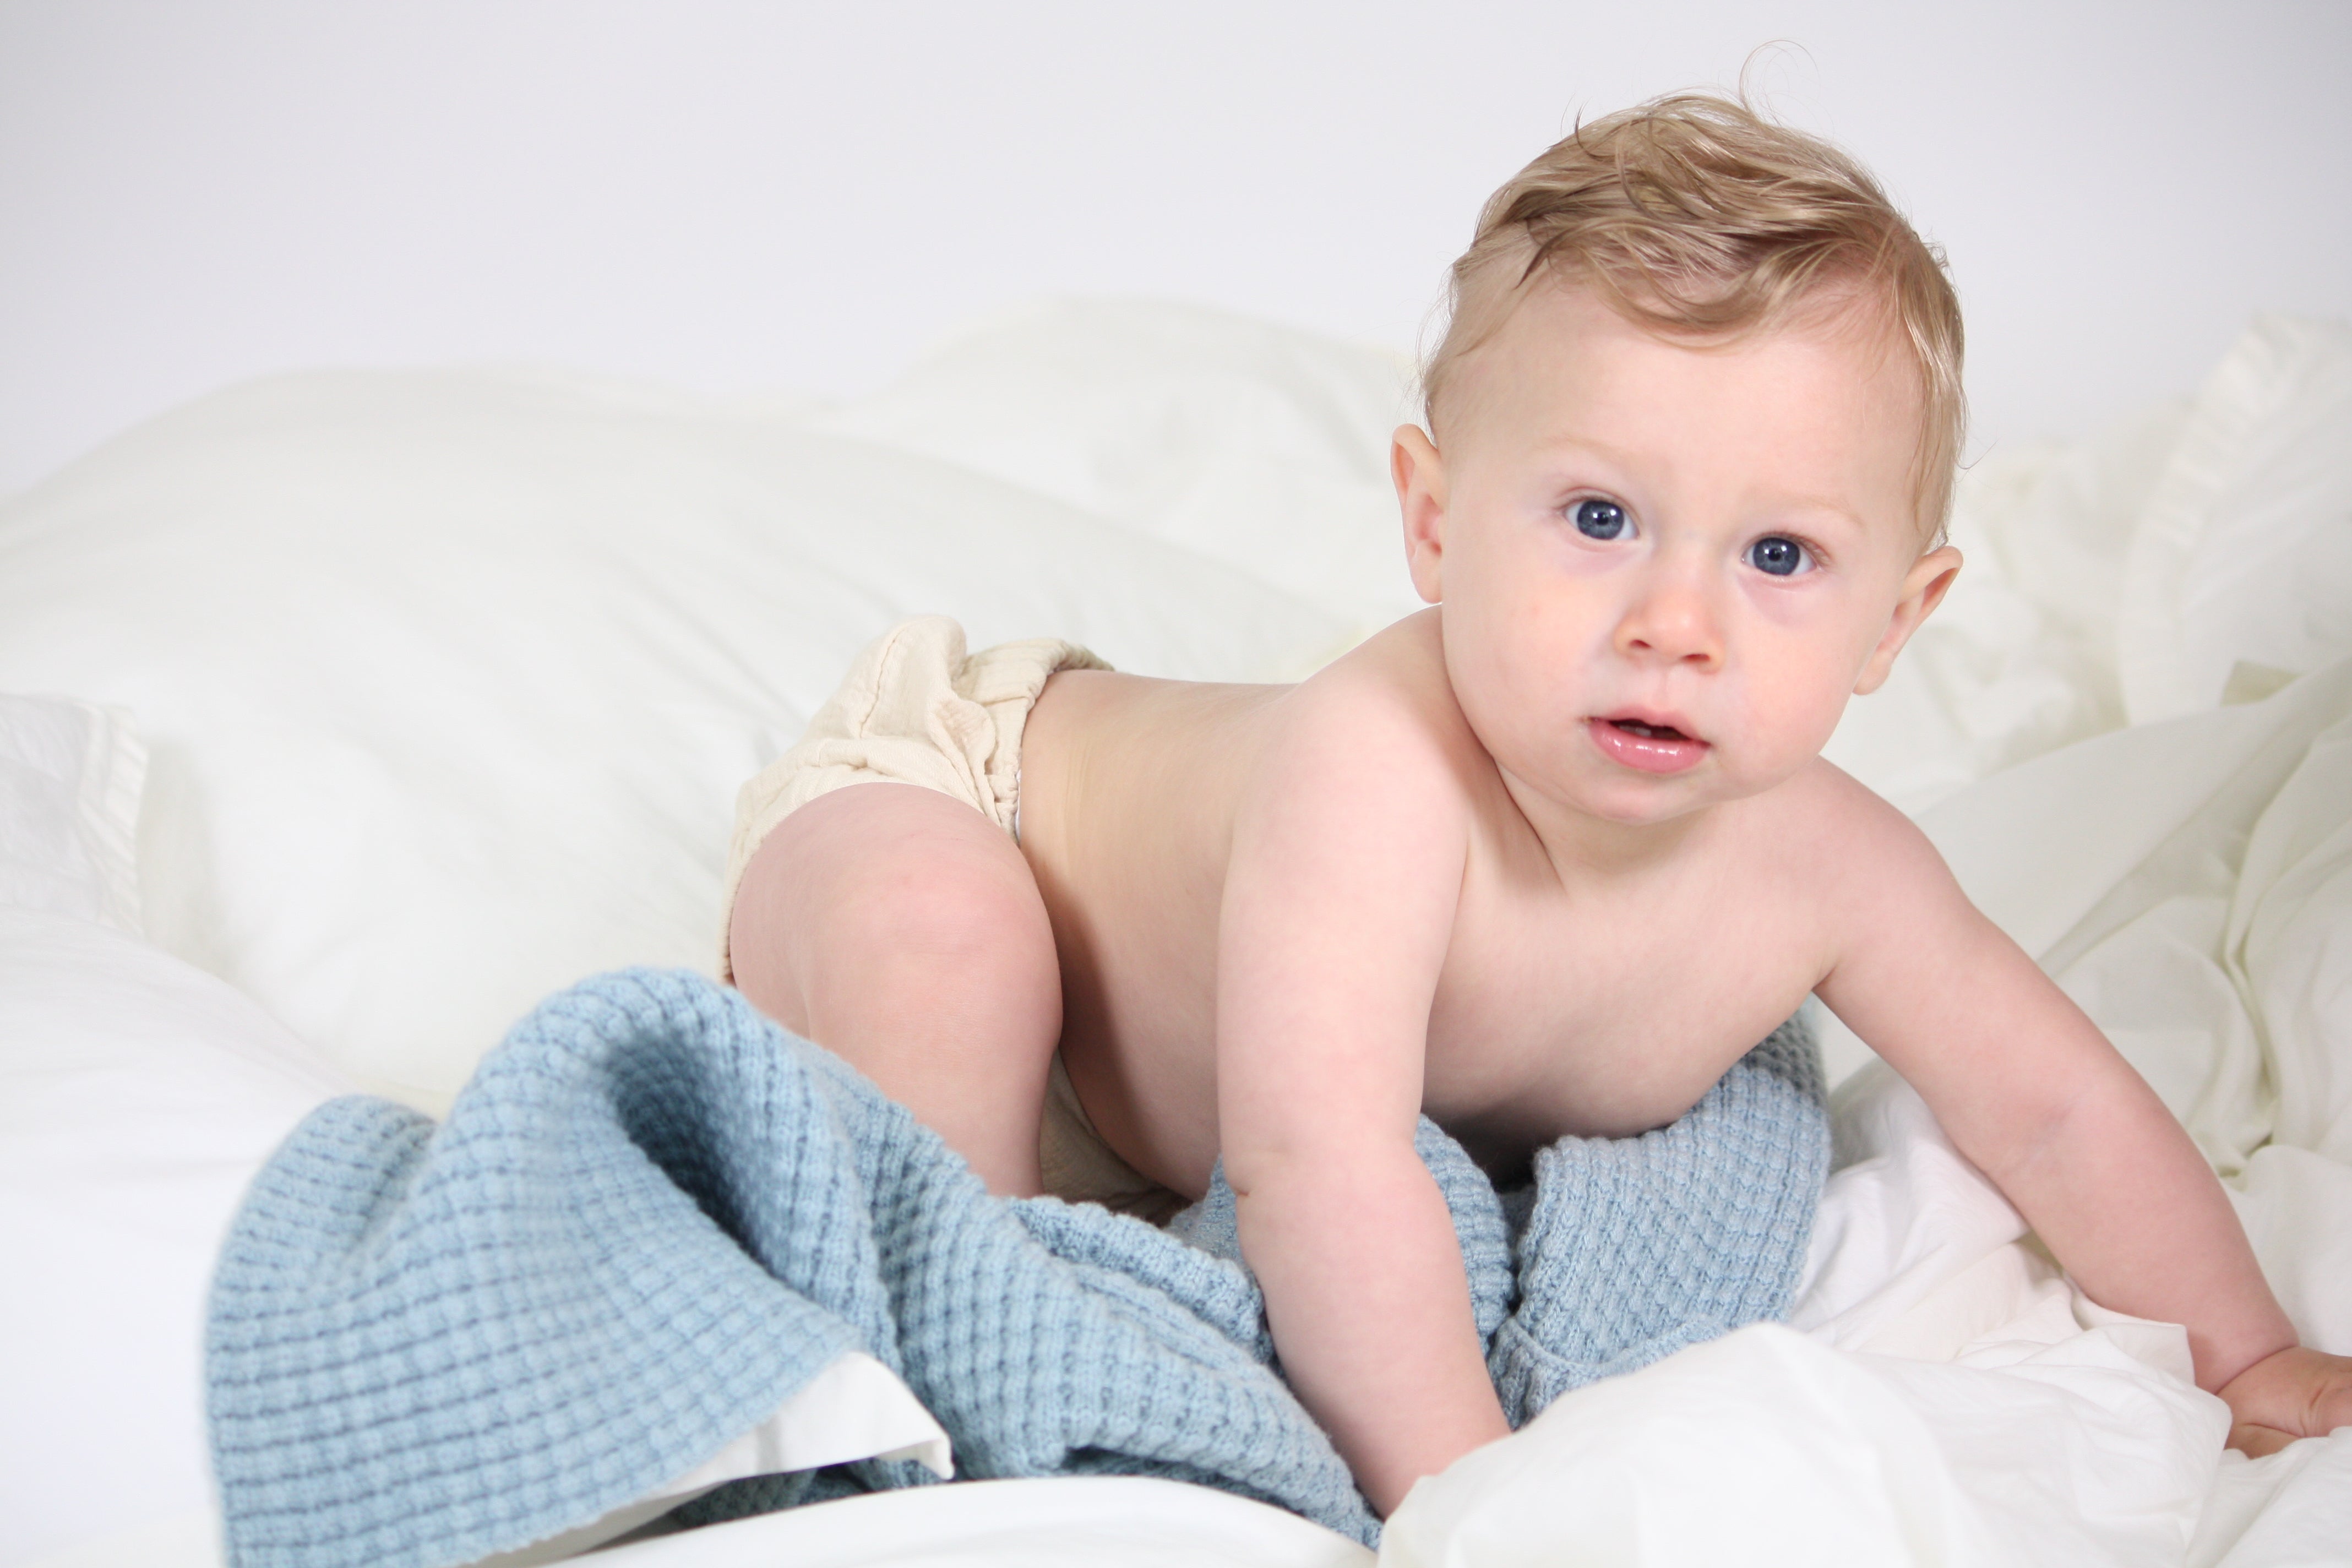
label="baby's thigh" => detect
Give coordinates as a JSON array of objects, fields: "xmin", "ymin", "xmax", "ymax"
[{"xmin": 727, "ymin": 781, "xmax": 1061, "ymax": 1042}]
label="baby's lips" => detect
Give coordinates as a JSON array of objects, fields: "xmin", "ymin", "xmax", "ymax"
[{"xmin": 1588, "ymin": 715, "xmax": 1710, "ymax": 775}]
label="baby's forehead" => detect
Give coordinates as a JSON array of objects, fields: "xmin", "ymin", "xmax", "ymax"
[{"xmin": 1442, "ymin": 278, "xmax": 1919, "ymax": 446}]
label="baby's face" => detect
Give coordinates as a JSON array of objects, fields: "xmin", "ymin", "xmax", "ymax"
[{"xmin": 1396, "ymin": 281, "xmax": 1959, "ymax": 828}]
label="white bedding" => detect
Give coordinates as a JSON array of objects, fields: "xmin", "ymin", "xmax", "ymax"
[{"xmin": 2, "ymin": 301, "xmax": 2348, "ymax": 1567}]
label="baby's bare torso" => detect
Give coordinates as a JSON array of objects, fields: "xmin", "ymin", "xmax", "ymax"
[{"xmin": 1016, "ymin": 614, "xmax": 1839, "ymax": 1197}]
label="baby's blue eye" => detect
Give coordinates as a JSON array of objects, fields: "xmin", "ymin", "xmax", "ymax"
[
  {"xmin": 1574, "ymin": 498, "xmax": 1627, "ymax": 540},
  {"xmin": 1749, "ymin": 536, "xmax": 1809, "ymax": 576}
]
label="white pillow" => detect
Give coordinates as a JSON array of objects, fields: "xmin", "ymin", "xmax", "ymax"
[
  {"xmin": 2119, "ymin": 313, "xmax": 2352, "ymax": 723},
  {"xmin": 0, "ymin": 908, "xmax": 347, "ymax": 1565},
  {"xmin": 0, "ymin": 693, "xmax": 145, "ymax": 933},
  {"xmin": 810, "ymin": 298, "xmax": 1427, "ymax": 638},
  {"xmin": 0, "ymin": 366, "xmax": 1352, "ymax": 1105}
]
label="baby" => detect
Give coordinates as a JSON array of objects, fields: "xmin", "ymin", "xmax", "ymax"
[{"xmin": 722, "ymin": 95, "xmax": 2351, "ymax": 1513}]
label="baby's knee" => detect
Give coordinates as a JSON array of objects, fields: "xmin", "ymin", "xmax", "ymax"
[
  {"xmin": 833, "ymin": 846, "xmax": 1049, "ymax": 973},
  {"xmin": 775, "ymin": 786, "xmax": 1054, "ymax": 982}
]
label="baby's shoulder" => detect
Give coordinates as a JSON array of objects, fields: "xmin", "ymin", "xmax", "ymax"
[
  {"xmin": 1770, "ymin": 754, "xmax": 1909, "ymax": 828},
  {"xmin": 1280, "ymin": 613, "xmax": 1482, "ymax": 762},
  {"xmin": 1752, "ymin": 758, "xmax": 1958, "ymax": 905},
  {"xmin": 1253, "ymin": 613, "xmax": 1489, "ymax": 810}
]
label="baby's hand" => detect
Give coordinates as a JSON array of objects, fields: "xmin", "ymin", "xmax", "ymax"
[{"xmin": 2218, "ymin": 1346, "xmax": 2352, "ymax": 1456}]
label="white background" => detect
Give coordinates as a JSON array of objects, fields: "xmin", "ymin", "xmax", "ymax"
[{"xmin": 3, "ymin": 0, "xmax": 2348, "ymax": 494}]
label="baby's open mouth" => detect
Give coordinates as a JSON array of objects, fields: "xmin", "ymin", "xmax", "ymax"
[{"xmin": 1589, "ymin": 715, "xmax": 1709, "ymax": 775}]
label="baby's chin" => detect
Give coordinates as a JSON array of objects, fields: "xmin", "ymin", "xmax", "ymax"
[
  {"xmin": 1516, "ymin": 744, "xmax": 1807, "ymax": 830},
  {"xmin": 1493, "ymin": 754, "xmax": 1703, "ymax": 829},
  {"xmin": 1556, "ymin": 773, "xmax": 1729, "ymax": 828}
]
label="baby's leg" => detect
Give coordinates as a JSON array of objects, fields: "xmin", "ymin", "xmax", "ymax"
[{"xmin": 727, "ymin": 781, "xmax": 1060, "ymax": 1196}]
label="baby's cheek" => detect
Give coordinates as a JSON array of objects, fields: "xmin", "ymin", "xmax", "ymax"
[
  {"xmin": 1787, "ymin": 688, "xmax": 1856, "ymax": 764},
  {"xmin": 1461, "ymin": 602, "xmax": 1558, "ymax": 703},
  {"xmin": 1457, "ymin": 634, "xmax": 1577, "ymax": 775},
  {"xmin": 1789, "ymin": 679, "xmax": 1859, "ymax": 761},
  {"xmin": 1734, "ymin": 657, "xmax": 1855, "ymax": 776}
]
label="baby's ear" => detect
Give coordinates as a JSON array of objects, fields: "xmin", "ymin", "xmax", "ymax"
[
  {"xmin": 1393, "ymin": 424, "xmax": 1447, "ymax": 605},
  {"xmin": 1854, "ymin": 544, "xmax": 1962, "ymax": 695}
]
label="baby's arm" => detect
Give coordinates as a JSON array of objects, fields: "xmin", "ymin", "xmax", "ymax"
[
  {"xmin": 1817, "ymin": 802, "xmax": 2352, "ymax": 1441},
  {"xmin": 1217, "ymin": 676, "xmax": 1509, "ymax": 1516}
]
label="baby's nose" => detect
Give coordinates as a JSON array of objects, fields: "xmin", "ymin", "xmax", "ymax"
[{"xmin": 1612, "ymin": 569, "xmax": 1725, "ymax": 670}]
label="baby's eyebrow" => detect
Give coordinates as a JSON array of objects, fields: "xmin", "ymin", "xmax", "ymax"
[
  {"xmin": 1525, "ymin": 431, "xmax": 1646, "ymax": 479},
  {"xmin": 1752, "ymin": 494, "xmax": 1870, "ymax": 531}
]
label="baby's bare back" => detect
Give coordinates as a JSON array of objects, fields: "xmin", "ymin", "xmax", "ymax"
[{"xmin": 1016, "ymin": 614, "xmax": 1847, "ymax": 1197}]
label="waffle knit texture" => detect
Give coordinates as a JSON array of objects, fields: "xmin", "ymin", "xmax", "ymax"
[{"xmin": 206, "ymin": 970, "xmax": 1825, "ymax": 1567}]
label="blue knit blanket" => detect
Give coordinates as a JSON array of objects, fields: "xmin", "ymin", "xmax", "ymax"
[{"xmin": 207, "ymin": 970, "xmax": 1825, "ymax": 1567}]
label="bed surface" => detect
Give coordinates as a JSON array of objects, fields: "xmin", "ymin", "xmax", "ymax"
[{"xmin": 3, "ymin": 300, "xmax": 2348, "ymax": 1567}]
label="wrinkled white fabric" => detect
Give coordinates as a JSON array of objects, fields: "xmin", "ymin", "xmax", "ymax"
[
  {"xmin": 2121, "ymin": 315, "xmax": 2352, "ymax": 723},
  {"xmin": 0, "ymin": 693, "xmax": 144, "ymax": 933}
]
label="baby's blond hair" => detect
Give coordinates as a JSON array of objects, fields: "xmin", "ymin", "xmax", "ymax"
[{"xmin": 1424, "ymin": 93, "xmax": 1965, "ymax": 540}]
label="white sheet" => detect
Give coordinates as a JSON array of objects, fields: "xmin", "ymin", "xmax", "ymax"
[{"xmin": 587, "ymin": 1478, "xmax": 1371, "ymax": 1568}]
